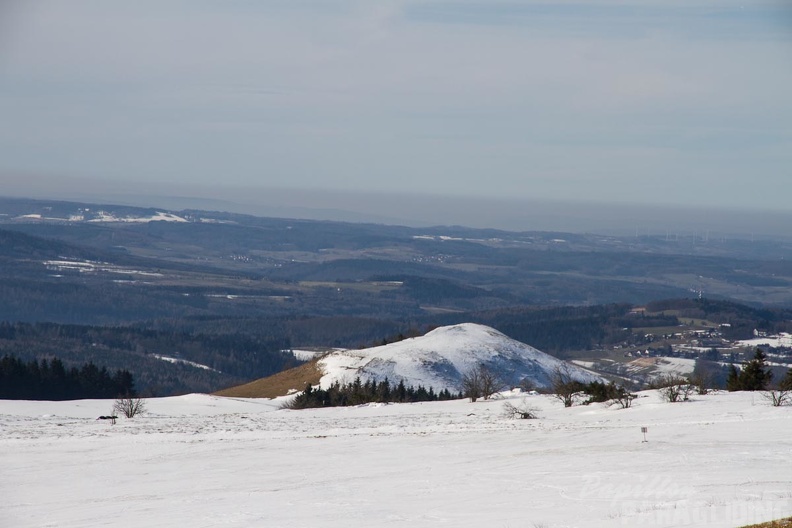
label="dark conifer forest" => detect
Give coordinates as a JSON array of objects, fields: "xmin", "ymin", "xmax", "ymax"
[
  {"xmin": 285, "ymin": 378, "xmax": 462, "ymax": 409},
  {"xmin": 0, "ymin": 355, "xmax": 136, "ymax": 400}
]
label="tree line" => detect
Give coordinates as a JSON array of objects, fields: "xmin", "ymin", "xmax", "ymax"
[
  {"xmin": 726, "ymin": 349, "xmax": 792, "ymax": 392},
  {"xmin": 0, "ymin": 321, "xmax": 299, "ymax": 396},
  {"xmin": 0, "ymin": 355, "xmax": 136, "ymax": 400},
  {"xmin": 285, "ymin": 378, "xmax": 461, "ymax": 409}
]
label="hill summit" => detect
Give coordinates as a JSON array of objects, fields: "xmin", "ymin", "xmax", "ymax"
[{"xmin": 316, "ymin": 323, "xmax": 599, "ymax": 392}]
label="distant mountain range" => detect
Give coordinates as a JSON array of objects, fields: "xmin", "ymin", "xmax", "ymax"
[{"xmin": 3, "ymin": 195, "xmax": 792, "ymax": 326}]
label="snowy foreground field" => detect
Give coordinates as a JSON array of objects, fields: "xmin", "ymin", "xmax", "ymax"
[{"xmin": 2, "ymin": 391, "xmax": 791, "ymax": 528}]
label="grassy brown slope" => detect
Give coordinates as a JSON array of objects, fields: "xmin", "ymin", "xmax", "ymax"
[
  {"xmin": 213, "ymin": 359, "xmax": 323, "ymax": 399},
  {"xmin": 740, "ymin": 519, "xmax": 792, "ymax": 528}
]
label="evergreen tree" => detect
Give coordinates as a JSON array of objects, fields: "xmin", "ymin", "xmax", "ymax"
[
  {"xmin": 726, "ymin": 364, "xmax": 741, "ymax": 391},
  {"xmin": 396, "ymin": 379, "xmax": 407, "ymax": 402},
  {"xmin": 285, "ymin": 378, "xmax": 462, "ymax": 409},
  {"xmin": 0, "ymin": 355, "xmax": 137, "ymax": 400},
  {"xmin": 112, "ymin": 370, "xmax": 137, "ymax": 397},
  {"xmin": 376, "ymin": 378, "xmax": 391, "ymax": 402},
  {"xmin": 739, "ymin": 349, "xmax": 772, "ymax": 391}
]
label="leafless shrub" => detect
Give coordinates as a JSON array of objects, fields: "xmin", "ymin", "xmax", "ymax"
[
  {"xmin": 550, "ymin": 365, "xmax": 585, "ymax": 408},
  {"xmin": 113, "ymin": 395, "xmax": 147, "ymax": 418},
  {"xmin": 611, "ymin": 390, "xmax": 637, "ymax": 409},
  {"xmin": 763, "ymin": 390, "xmax": 792, "ymax": 407},
  {"xmin": 688, "ymin": 371, "xmax": 711, "ymax": 395},
  {"xmin": 656, "ymin": 375, "xmax": 693, "ymax": 403},
  {"xmin": 502, "ymin": 399, "xmax": 539, "ymax": 419}
]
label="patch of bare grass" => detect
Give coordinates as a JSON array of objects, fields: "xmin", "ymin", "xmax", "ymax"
[
  {"xmin": 739, "ymin": 518, "xmax": 792, "ymax": 528},
  {"xmin": 213, "ymin": 359, "xmax": 323, "ymax": 399}
]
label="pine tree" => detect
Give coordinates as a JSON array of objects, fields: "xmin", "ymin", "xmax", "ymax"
[
  {"xmin": 739, "ymin": 349, "xmax": 773, "ymax": 391},
  {"xmin": 376, "ymin": 378, "xmax": 391, "ymax": 402},
  {"xmin": 112, "ymin": 369, "xmax": 136, "ymax": 397},
  {"xmin": 396, "ymin": 379, "xmax": 407, "ymax": 402},
  {"xmin": 726, "ymin": 364, "xmax": 741, "ymax": 391}
]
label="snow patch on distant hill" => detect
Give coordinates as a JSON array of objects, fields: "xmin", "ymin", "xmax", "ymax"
[
  {"xmin": 317, "ymin": 323, "xmax": 600, "ymax": 391},
  {"xmin": 199, "ymin": 218, "xmax": 237, "ymax": 224},
  {"xmin": 153, "ymin": 355, "xmax": 219, "ymax": 372},
  {"xmin": 288, "ymin": 349, "xmax": 341, "ymax": 361},
  {"xmin": 15, "ymin": 213, "xmax": 71, "ymax": 222},
  {"xmin": 739, "ymin": 333, "xmax": 792, "ymax": 349},
  {"xmin": 625, "ymin": 357, "xmax": 697, "ymax": 381},
  {"xmin": 87, "ymin": 211, "xmax": 188, "ymax": 223},
  {"xmin": 43, "ymin": 259, "xmax": 163, "ymax": 277}
]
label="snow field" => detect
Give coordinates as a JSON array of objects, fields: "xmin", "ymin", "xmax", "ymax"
[{"xmin": 2, "ymin": 390, "xmax": 791, "ymax": 528}]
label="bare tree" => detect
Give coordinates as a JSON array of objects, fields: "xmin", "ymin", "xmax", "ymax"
[
  {"xmin": 502, "ymin": 399, "xmax": 539, "ymax": 419},
  {"xmin": 518, "ymin": 378, "xmax": 537, "ymax": 393},
  {"xmin": 461, "ymin": 367, "xmax": 482, "ymax": 402},
  {"xmin": 113, "ymin": 394, "xmax": 147, "ymax": 418},
  {"xmin": 461, "ymin": 365, "xmax": 502, "ymax": 402},
  {"xmin": 763, "ymin": 370, "xmax": 792, "ymax": 407},
  {"xmin": 478, "ymin": 366, "xmax": 502, "ymax": 400},
  {"xmin": 656, "ymin": 375, "xmax": 693, "ymax": 403},
  {"xmin": 550, "ymin": 365, "xmax": 584, "ymax": 408},
  {"xmin": 688, "ymin": 371, "xmax": 711, "ymax": 395}
]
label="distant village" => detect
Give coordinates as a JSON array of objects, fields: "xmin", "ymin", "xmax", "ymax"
[
  {"xmin": 575, "ymin": 313, "xmax": 792, "ymax": 387},
  {"xmin": 622, "ymin": 326, "xmax": 792, "ymax": 366}
]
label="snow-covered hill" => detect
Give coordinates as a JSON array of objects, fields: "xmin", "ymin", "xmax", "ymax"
[{"xmin": 317, "ymin": 323, "xmax": 600, "ymax": 391}]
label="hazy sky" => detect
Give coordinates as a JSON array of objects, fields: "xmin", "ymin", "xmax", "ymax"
[{"xmin": 1, "ymin": 1, "xmax": 791, "ymax": 212}]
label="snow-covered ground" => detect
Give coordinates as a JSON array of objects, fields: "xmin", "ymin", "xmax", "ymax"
[
  {"xmin": 739, "ymin": 334, "xmax": 792, "ymax": 349},
  {"xmin": 289, "ymin": 348, "xmax": 340, "ymax": 361},
  {"xmin": 573, "ymin": 357, "xmax": 698, "ymax": 386},
  {"xmin": 2, "ymin": 390, "xmax": 791, "ymax": 528},
  {"xmin": 626, "ymin": 356, "xmax": 698, "ymax": 379}
]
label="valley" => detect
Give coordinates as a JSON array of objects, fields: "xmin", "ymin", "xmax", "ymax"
[{"xmin": 3, "ymin": 197, "xmax": 792, "ymax": 396}]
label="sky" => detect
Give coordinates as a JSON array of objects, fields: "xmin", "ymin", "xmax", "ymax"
[{"xmin": 1, "ymin": 1, "xmax": 791, "ymax": 222}]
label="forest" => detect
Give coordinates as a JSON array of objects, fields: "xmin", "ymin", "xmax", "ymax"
[
  {"xmin": 0, "ymin": 321, "xmax": 300, "ymax": 396},
  {"xmin": 0, "ymin": 355, "xmax": 135, "ymax": 400}
]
